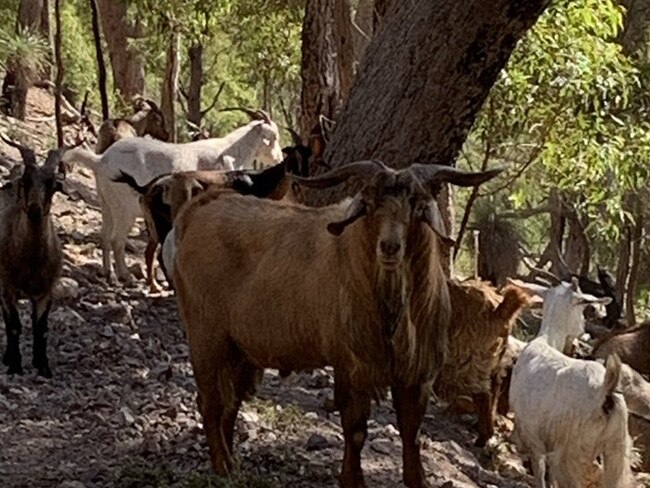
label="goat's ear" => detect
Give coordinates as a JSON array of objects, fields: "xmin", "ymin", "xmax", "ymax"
[
  {"xmin": 494, "ymin": 286, "xmax": 531, "ymax": 321},
  {"xmin": 573, "ymin": 292, "xmax": 612, "ymax": 307},
  {"xmin": 327, "ymin": 194, "xmax": 366, "ymax": 236},
  {"xmin": 420, "ymin": 201, "xmax": 455, "ymax": 247}
]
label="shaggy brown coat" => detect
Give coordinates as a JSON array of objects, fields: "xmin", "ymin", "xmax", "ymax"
[
  {"xmin": 592, "ymin": 322, "xmax": 650, "ymax": 374},
  {"xmin": 435, "ymin": 279, "xmax": 529, "ymax": 446},
  {"xmin": 174, "ymin": 193, "xmax": 449, "ymax": 486},
  {"xmin": 173, "ymin": 161, "xmax": 501, "ymax": 487}
]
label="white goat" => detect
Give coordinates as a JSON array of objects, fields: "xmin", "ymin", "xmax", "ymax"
[
  {"xmin": 62, "ymin": 115, "xmax": 282, "ymax": 282},
  {"xmin": 509, "ymin": 279, "xmax": 634, "ymax": 488}
]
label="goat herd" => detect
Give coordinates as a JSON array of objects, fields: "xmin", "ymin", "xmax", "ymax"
[{"xmin": 0, "ymin": 102, "xmax": 647, "ymax": 488}]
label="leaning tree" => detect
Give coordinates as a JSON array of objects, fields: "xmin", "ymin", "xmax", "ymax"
[{"xmin": 310, "ymin": 0, "xmax": 551, "ymax": 272}]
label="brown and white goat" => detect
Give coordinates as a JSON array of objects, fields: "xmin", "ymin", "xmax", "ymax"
[
  {"xmin": 95, "ymin": 97, "xmax": 169, "ymax": 154},
  {"xmin": 113, "ymin": 161, "xmax": 300, "ymax": 292},
  {"xmin": 0, "ymin": 140, "xmax": 65, "ymax": 377},
  {"xmin": 591, "ymin": 322, "xmax": 650, "ymax": 375},
  {"xmin": 173, "ymin": 161, "xmax": 501, "ymax": 487},
  {"xmin": 435, "ymin": 279, "xmax": 530, "ymax": 447}
]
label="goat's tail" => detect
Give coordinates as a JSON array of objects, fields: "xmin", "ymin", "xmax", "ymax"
[
  {"xmin": 112, "ymin": 170, "xmax": 147, "ymax": 195},
  {"xmin": 603, "ymin": 353, "xmax": 622, "ymax": 398},
  {"xmin": 61, "ymin": 147, "xmax": 101, "ymax": 172}
]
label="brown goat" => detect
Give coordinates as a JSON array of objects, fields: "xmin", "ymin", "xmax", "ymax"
[
  {"xmin": 95, "ymin": 97, "xmax": 169, "ymax": 154},
  {"xmin": 592, "ymin": 322, "xmax": 650, "ymax": 375},
  {"xmin": 435, "ymin": 279, "xmax": 530, "ymax": 447},
  {"xmin": 173, "ymin": 161, "xmax": 501, "ymax": 486},
  {"xmin": 618, "ymin": 363, "xmax": 650, "ymax": 472}
]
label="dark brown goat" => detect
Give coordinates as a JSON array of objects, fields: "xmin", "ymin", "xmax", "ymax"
[
  {"xmin": 592, "ymin": 322, "xmax": 650, "ymax": 374},
  {"xmin": 0, "ymin": 138, "xmax": 65, "ymax": 377},
  {"xmin": 95, "ymin": 97, "xmax": 169, "ymax": 153},
  {"xmin": 173, "ymin": 161, "xmax": 502, "ymax": 486}
]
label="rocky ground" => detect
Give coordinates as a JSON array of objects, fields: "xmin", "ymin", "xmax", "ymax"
[{"xmin": 0, "ymin": 89, "xmax": 643, "ymax": 488}]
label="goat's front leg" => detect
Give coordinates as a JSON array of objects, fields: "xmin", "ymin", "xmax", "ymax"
[
  {"xmin": 392, "ymin": 383, "xmax": 432, "ymax": 488},
  {"xmin": 31, "ymin": 297, "xmax": 52, "ymax": 378},
  {"xmin": 473, "ymin": 391, "xmax": 494, "ymax": 447},
  {"xmin": 2, "ymin": 298, "xmax": 23, "ymax": 375},
  {"xmin": 335, "ymin": 374, "xmax": 371, "ymax": 488},
  {"xmin": 144, "ymin": 238, "xmax": 161, "ymax": 293}
]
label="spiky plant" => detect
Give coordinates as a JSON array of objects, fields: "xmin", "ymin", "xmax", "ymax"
[{"xmin": 0, "ymin": 28, "xmax": 50, "ymax": 119}]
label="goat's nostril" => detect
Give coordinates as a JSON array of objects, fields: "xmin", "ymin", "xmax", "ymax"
[{"xmin": 380, "ymin": 240, "xmax": 401, "ymax": 257}]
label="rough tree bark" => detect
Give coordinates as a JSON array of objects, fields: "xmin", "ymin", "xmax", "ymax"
[
  {"xmin": 187, "ymin": 42, "xmax": 203, "ymax": 126},
  {"xmin": 89, "ymin": 0, "xmax": 109, "ymax": 120},
  {"xmin": 299, "ymin": 0, "xmax": 355, "ymax": 139},
  {"xmin": 97, "ymin": 0, "xmax": 145, "ymax": 104},
  {"xmin": 160, "ymin": 31, "xmax": 181, "ymax": 142},
  {"xmin": 53, "ymin": 0, "xmax": 63, "ymax": 146},
  {"xmin": 372, "ymin": 0, "xmax": 390, "ymax": 31},
  {"xmin": 618, "ymin": 0, "xmax": 650, "ymax": 55},
  {"xmin": 311, "ymin": 0, "xmax": 551, "ymax": 271},
  {"xmin": 17, "ymin": 0, "xmax": 43, "ymax": 31}
]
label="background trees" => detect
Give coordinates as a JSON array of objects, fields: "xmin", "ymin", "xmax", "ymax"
[{"xmin": 1, "ymin": 0, "xmax": 650, "ymax": 320}]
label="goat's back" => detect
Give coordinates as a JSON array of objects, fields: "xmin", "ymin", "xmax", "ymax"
[
  {"xmin": 592, "ymin": 324, "xmax": 650, "ymax": 374},
  {"xmin": 174, "ymin": 192, "xmax": 352, "ymax": 371}
]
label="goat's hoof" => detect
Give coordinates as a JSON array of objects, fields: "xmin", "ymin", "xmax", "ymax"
[
  {"xmin": 105, "ymin": 272, "xmax": 117, "ymax": 285},
  {"xmin": 7, "ymin": 363, "xmax": 24, "ymax": 375},
  {"xmin": 33, "ymin": 358, "xmax": 52, "ymax": 378},
  {"xmin": 36, "ymin": 365, "xmax": 52, "ymax": 378},
  {"xmin": 339, "ymin": 473, "xmax": 367, "ymax": 488},
  {"xmin": 149, "ymin": 282, "xmax": 162, "ymax": 294},
  {"xmin": 474, "ymin": 436, "xmax": 489, "ymax": 448}
]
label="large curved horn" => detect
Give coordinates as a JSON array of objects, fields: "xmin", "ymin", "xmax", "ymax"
[
  {"xmin": 282, "ymin": 126, "xmax": 303, "ymax": 146},
  {"xmin": 144, "ymin": 98, "xmax": 162, "ymax": 113},
  {"xmin": 255, "ymin": 109, "xmax": 272, "ymax": 124},
  {"xmin": 292, "ymin": 160, "xmax": 388, "ymax": 189},
  {"xmin": 0, "ymin": 134, "xmax": 37, "ymax": 166},
  {"xmin": 409, "ymin": 164, "xmax": 504, "ymax": 190},
  {"xmin": 219, "ymin": 106, "xmax": 261, "ymax": 121}
]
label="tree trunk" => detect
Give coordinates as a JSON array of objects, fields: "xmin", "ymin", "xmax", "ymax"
[
  {"xmin": 89, "ymin": 0, "xmax": 109, "ymax": 120},
  {"xmin": 160, "ymin": 31, "xmax": 180, "ymax": 143},
  {"xmin": 97, "ymin": 0, "xmax": 145, "ymax": 104},
  {"xmin": 299, "ymin": 0, "xmax": 355, "ymax": 140},
  {"xmin": 53, "ymin": 0, "xmax": 62, "ymax": 146},
  {"xmin": 616, "ymin": 225, "xmax": 632, "ymax": 306},
  {"xmin": 17, "ymin": 0, "xmax": 42, "ymax": 31},
  {"xmin": 617, "ymin": 0, "xmax": 650, "ymax": 55},
  {"xmin": 313, "ymin": 0, "xmax": 551, "ymax": 207},
  {"xmin": 626, "ymin": 198, "xmax": 644, "ymax": 326},
  {"xmin": 187, "ymin": 42, "xmax": 203, "ymax": 126},
  {"xmin": 352, "ymin": 0, "xmax": 373, "ymax": 64}
]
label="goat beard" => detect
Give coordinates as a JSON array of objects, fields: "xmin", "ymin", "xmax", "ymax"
[{"xmin": 375, "ymin": 265, "xmax": 409, "ymax": 339}]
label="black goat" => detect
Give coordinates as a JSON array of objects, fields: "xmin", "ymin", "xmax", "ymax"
[{"xmin": 0, "ymin": 137, "xmax": 65, "ymax": 377}]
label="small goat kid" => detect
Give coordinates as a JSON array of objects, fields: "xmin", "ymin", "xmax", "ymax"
[
  {"xmin": 509, "ymin": 279, "xmax": 634, "ymax": 488},
  {"xmin": 173, "ymin": 161, "xmax": 501, "ymax": 487},
  {"xmin": 62, "ymin": 108, "xmax": 282, "ymax": 283},
  {"xmin": 0, "ymin": 142, "xmax": 65, "ymax": 377}
]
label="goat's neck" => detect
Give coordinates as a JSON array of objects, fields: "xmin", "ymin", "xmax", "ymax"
[
  {"xmin": 12, "ymin": 213, "xmax": 53, "ymax": 260},
  {"xmin": 218, "ymin": 125, "xmax": 259, "ymax": 166},
  {"xmin": 537, "ymin": 312, "xmax": 576, "ymax": 351}
]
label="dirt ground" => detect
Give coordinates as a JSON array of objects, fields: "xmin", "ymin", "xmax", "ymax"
[{"xmin": 0, "ymin": 88, "xmax": 644, "ymax": 488}]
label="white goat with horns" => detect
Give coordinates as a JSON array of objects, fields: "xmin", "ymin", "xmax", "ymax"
[
  {"xmin": 63, "ymin": 108, "xmax": 282, "ymax": 283},
  {"xmin": 508, "ymin": 278, "xmax": 634, "ymax": 488}
]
